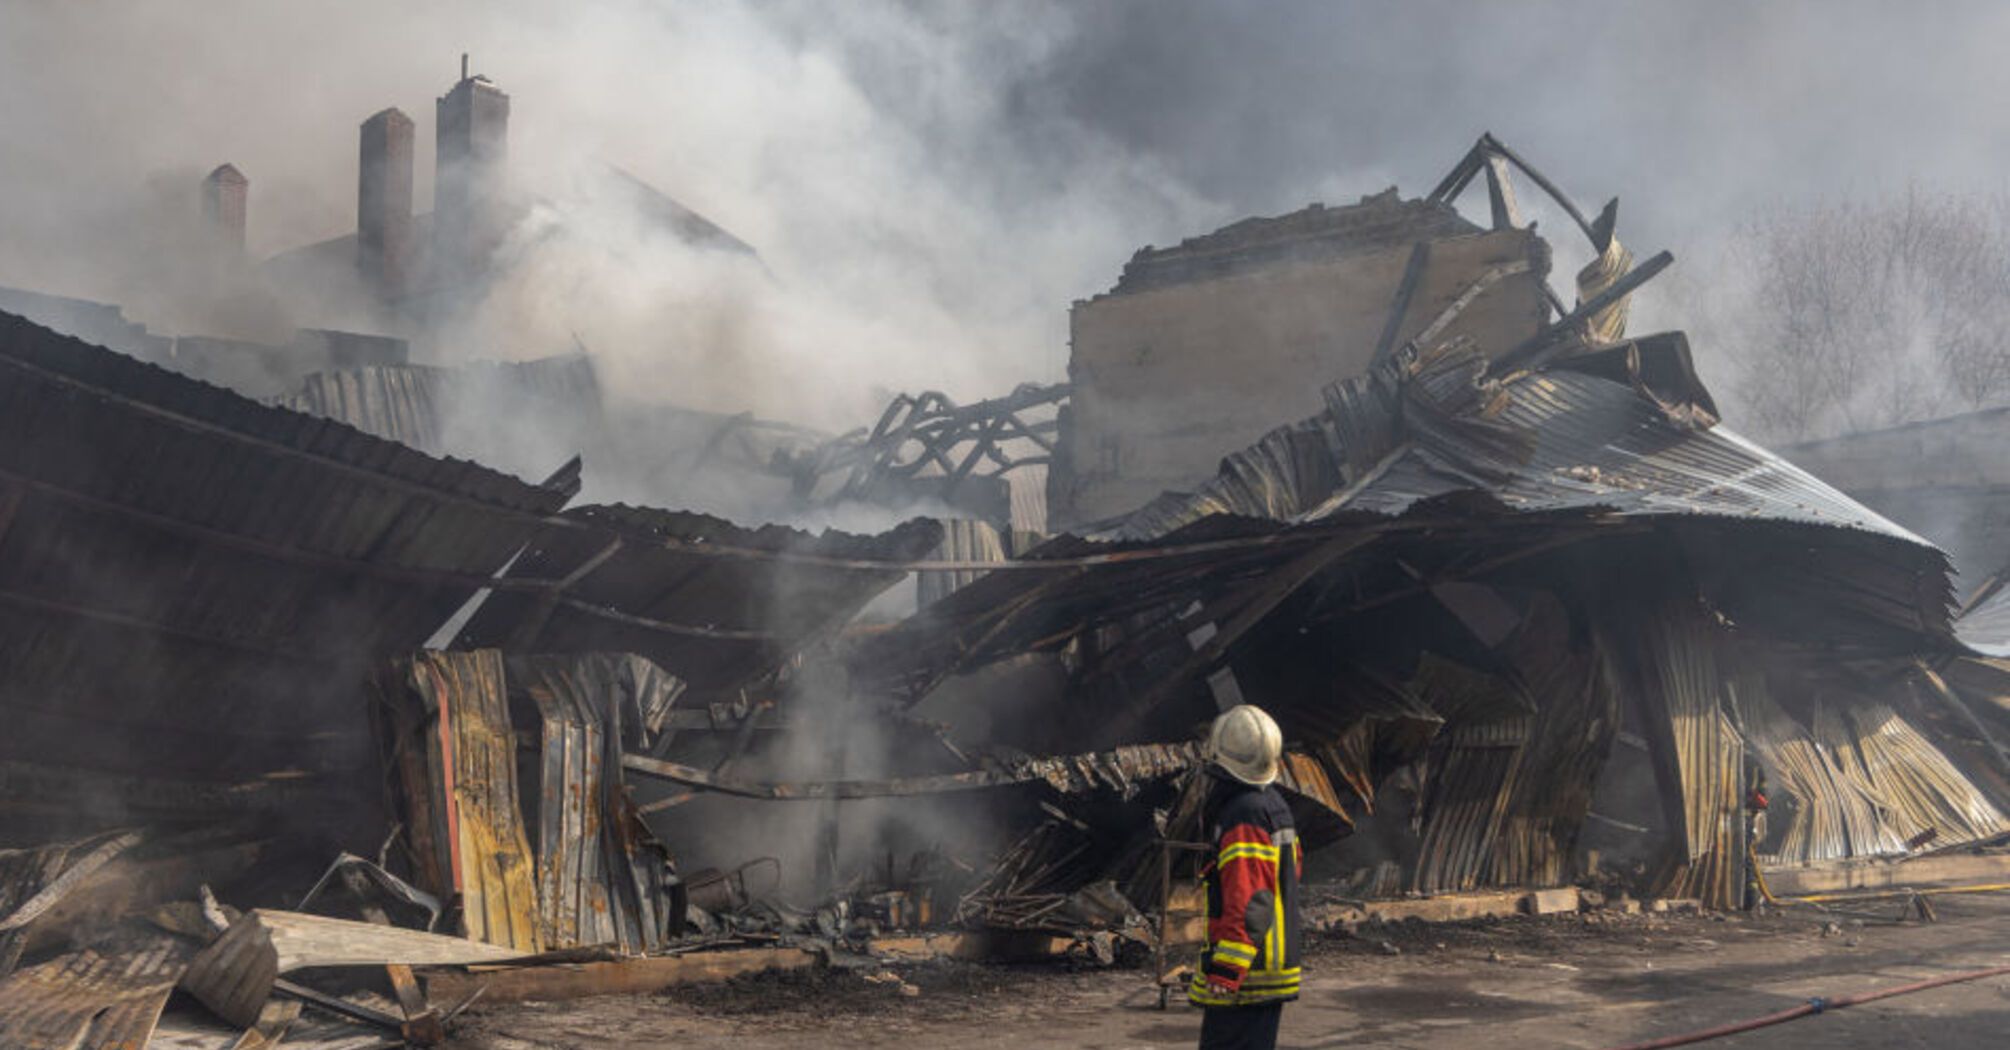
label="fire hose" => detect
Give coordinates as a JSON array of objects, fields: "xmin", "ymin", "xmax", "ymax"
[
  {"xmin": 1597, "ymin": 963, "xmax": 2010, "ymax": 1050},
  {"xmin": 1596, "ymin": 864, "xmax": 2010, "ymax": 1049}
]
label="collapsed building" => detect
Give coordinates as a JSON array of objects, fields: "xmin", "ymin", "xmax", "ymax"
[{"xmin": 0, "ymin": 133, "xmax": 2005, "ymax": 1047}]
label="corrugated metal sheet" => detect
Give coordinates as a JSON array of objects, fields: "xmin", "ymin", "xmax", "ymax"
[
  {"xmin": 511, "ymin": 654, "xmax": 680, "ymax": 953},
  {"xmin": 1746, "ymin": 687, "xmax": 2005, "ymax": 868},
  {"xmin": 1009, "ymin": 465, "xmax": 1050, "ymax": 535},
  {"xmin": 1411, "ymin": 718, "xmax": 1527, "ymax": 894},
  {"xmin": 377, "ymin": 651, "xmax": 689, "ymax": 954},
  {"xmin": 0, "ymin": 936, "xmax": 188, "ymax": 1049},
  {"xmin": 1486, "ymin": 601, "xmax": 1619, "ymax": 888},
  {"xmin": 376, "ymin": 650, "xmax": 542, "ymax": 951},
  {"xmin": 1123, "ymin": 334, "xmax": 1932, "ymax": 545},
  {"xmin": 867, "ymin": 334, "xmax": 1953, "ymax": 708},
  {"xmin": 1399, "ymin": 602, "xmax": 1617, "ymax": 897},
  {"xmin": 0, "ymin": 309, "xmax": 575, "ymax": 837},
  {"xmin": 1956, "ymin": 582, "xmax": 2010, "ymax": 657},
  {"xmin": 1846, "ymin": 699, "xmax": 2006, "ymax": 846},
  {"xmin": 917, "ymin": 518, "xmax": 1008, "ymax": 609},
  {"xmin": 1596, "ymin": 598, "xmax": 1744, "ymax": 908},
  {"xmin": 273, "ymin": 355, "xmax": 603, "ymax": 458},
  {"xmin": 459, "ymin": 503, "xmax": 941, "ymax": 700},
  {"xmin": 1748, "ymin": 690, "xmax": 1895, "ymax": 864}
]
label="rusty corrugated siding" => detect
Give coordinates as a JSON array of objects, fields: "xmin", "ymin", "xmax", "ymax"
[
  {"xmin": 378, "ymin": 650, "xmax": 688, "ymax": 953},
  {"xmin": 512, "ymin": 654, "xmax": 680, "ymax": 953},
  {"xmin": 1598, "ymin": 599, "xmax": 1743, "ymax": 908},
  {"xmin": 1411, "ymin": 716, "xmax": 1528, "ymax": 894},
  {"xmin": 379, "ymin": 650, "xmax": 542, "ymax": 951}
]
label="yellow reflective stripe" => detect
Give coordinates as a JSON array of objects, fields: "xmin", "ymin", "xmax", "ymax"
[
  {"xmin": 1211, "ymin": 939, "xmax": 1258, "ymax": 965},
  {"xmin": 1217, "ymin": 843, "xmax": 1280, "ymax": 864},
  {"xmin": 1267, "ymin": 889, "xmax": 1284, "ymax": 965}
]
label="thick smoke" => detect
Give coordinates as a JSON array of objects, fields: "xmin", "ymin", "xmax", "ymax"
[
  {"xmin": 0, "ymin": 1, "xmax": 1216, "ymax": 432},
  {"xmin": 10, "ymin": 2, "xmax": 2010, "ymax": 432}
]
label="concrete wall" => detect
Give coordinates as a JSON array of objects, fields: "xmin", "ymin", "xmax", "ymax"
[{"xmin": 1055, "ymin": 226, "xmax": 1547, "ymax": 527}]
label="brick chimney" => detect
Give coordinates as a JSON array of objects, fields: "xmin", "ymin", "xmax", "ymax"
[
  {"xmin": 357, "ymin": 107, "xmax": 415, "ymax": 301},
  {"xmin": 433, "ymin": 54, "xmax": 510, "ymax": 285},
  {"xmin": 200, "ymin": 164, "xmax": 248, "ymax": 252}
]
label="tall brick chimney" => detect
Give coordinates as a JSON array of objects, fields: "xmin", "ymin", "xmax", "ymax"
[
  {"xmin": 357, "ymin": 107, "xmax": 415, "ymax": 301},
  {"xmin": 433, "ymin": 54, "xmax": 510, "ymax": 285},
  {"xmin": 200, "ymin": 164, "xmax": 248, "ymax": 252}
]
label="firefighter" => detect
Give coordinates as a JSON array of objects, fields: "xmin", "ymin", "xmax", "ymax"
[
  {"xmin": 1743, "ymin": 763, "xmax": 1770, "ymax": 910},
  {"xmin": 1189, "ymin": 704, "xmax": 1301, "ymax": 1050}
]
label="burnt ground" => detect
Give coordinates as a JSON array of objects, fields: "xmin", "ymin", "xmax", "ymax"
[{"xmin": 446, "ymin": 894, "xmax": 2010, "ymax": 1049}]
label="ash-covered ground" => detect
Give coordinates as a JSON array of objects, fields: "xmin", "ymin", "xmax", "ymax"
[{"xmin": 446, "ymin": 893, "xmax": 2010, "ymax": 1049}]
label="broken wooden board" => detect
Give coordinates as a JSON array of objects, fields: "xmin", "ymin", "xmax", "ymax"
[
  {"xmin": 867, "ymin": 930, "xmax": 1074, "ymax": 963},
  {"xmin": 422, "ymin": 946, "xmax": 818, "ymax": 1004},
  {"xmin": 1763, "ymin": 852, "xmax": 2010, "ymax": 895},
  {"xmin": 1305, "ymin": 887, "xmax": 1584, "ymax": 927},
  {"xmin": 181, "ymin": 909, "xmax": 527, "ymax": 1027}
]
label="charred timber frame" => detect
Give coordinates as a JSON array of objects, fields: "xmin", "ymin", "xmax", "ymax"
[{"xmin": 793, "ymin": 382, "xmax": 1070, "ymax": 511}]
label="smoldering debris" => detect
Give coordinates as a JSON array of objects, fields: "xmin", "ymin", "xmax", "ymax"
[{"xmin": 1, "ymin": 122, "xmax": 2009, "ymax": 1047}]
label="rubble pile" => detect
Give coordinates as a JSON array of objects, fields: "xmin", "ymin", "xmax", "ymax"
[{"xmin": 0, "ymin": 133, "xmax": 2005, "ymax": 1047}]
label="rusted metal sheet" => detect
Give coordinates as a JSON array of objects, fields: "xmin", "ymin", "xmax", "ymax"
[
  {"xmin": 1598, "ymin": 599, "xmax": 1743, "ymax": 908},
  {"xmin": 377, "ymin": 650, "xmax": 690, "ymax": 954},
  {"xmin": 510, "ymin": 655, "xmax": 680, "ymax": 953},
  {"xmin": 1411, "ymin": 716, "xmax": 1528, "ymax": 894},
  {"xmin": 0, "ymin": 935, "xmax": 189, "ymax": 1050},
  {"xmin": 376, "ymin": 650, "xmax": 541, "ymax": 951}
]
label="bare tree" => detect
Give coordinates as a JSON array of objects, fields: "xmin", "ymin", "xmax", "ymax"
[{"xmin": 1715, "ymin": 189, "xmax": 2010, "ymax": 443}]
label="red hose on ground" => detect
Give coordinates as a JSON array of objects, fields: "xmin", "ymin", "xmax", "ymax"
[{"xmin": 1598, "ymin": 964, "xmax": 2010, "ymax": 1050}]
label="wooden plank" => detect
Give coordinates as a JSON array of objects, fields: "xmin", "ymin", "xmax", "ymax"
[
  {"xmin": 258, "ymin": 909, "xmax": 528, "ymax": 970},
  {"xmin": 867, "ymin": 930, "xmax": 1072, "ymax": 963},
  {"xmin": 422, "ymin": 947, "xmax": 818, "ymax": 1005},
  {"xmin": 340, "ymin": 868, "xmax": 438, "ymax": 1041}
]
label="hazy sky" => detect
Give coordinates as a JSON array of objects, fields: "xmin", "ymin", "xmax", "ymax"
[{"xmin": 3, "ymin": 1, "xmax": 2006, "ymax": 420}]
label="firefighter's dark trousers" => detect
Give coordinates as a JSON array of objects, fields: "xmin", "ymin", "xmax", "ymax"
[{"xmin": 1199, "ymin": 1002, "xmax": 1283, "ymax": 1050}]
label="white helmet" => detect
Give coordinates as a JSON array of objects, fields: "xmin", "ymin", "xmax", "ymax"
[{"xmin": 1206, "ymin": 705, "xmax": 1283, "ymax": 787}]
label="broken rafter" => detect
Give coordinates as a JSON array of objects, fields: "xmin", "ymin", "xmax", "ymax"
[
  {"xmin": 1482, "ymin": 150, "xmax": 1523, "ymax": 230},
  {"xmin": 1428, "ymin": 133, "xmax": 1594, "ymax": 243},
  {"xmin": 1102, "ymin": 533, "xmax": 1378, "ymax": 738},
  {"xmin": 621, "ymin": 740, "xmax": 1199, "ymax": 801},
  {"xmin": 1500, "ymin": 250, "xmax": 1675, "ymax": 368},
  {"xmin": 623, "ymin": 754, "xmax": 1036, "ymax": 800}
]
